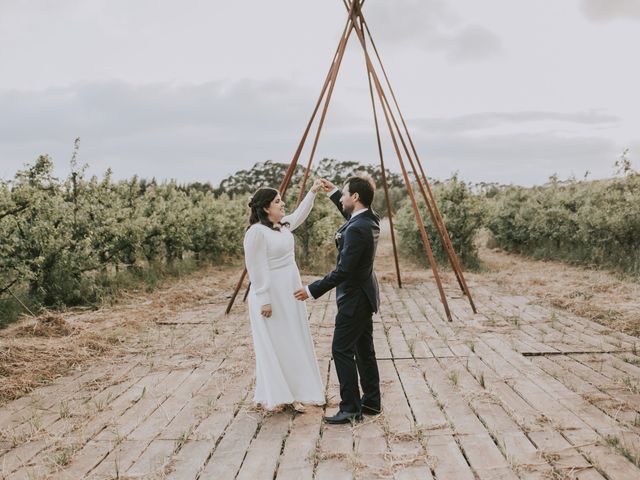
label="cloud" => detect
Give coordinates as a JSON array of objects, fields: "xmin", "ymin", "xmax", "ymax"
[
  {"xmin": 0, "ymin": 80, "xmax": 321, "ymax": 143},
  {"xmin": 445, "ymin": 26, "xmax": 503, "ymax": 63},
  {"xmin": 0, "ymin": 79, "xmax": 359, "ymax": 183},
  {"xmin": 414, "ymin": 131, "xmax": 617, "ymax": 181},
  {"xmin": 365, "ymin": 0, "xmax": 502, "ymax": 62},
  {"xmin": 0, "ymin": 81, "xmax": 628, "ymax": 188},
  {"xmin": 580, "ymin": 0, "xmax": 640, "ymax": 22},
  {"xmin": 411, "ymin": 110, "xmax": 621, "ymax": 134},
  {"xmin": 315, "ymin": 126, "xmax": 621, "ymax": 186}
]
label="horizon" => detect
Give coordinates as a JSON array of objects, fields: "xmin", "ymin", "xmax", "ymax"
[{"xmin": 2, "ymin": 153, "xmax": 633, "ymax": 190}]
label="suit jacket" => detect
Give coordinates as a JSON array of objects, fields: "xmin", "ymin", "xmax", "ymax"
[{"xmin": 308, "ymin": 190, "xmax": 380, "ymax": 316}]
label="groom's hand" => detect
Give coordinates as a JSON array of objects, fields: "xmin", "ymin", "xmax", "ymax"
[
  {"xmin": 293, "ymin": 288, "xmax": 309, "ymax": 301},
  {"xmin": 320, "ymin": 178, "xmax": 336, "ymax": 193}
]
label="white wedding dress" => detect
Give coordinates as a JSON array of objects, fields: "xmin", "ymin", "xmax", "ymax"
[{"xmin": 243, "ymin": 190, "xmax": 325, "ymax": 409}]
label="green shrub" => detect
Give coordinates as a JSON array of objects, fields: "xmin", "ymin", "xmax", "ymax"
[
  {"xmin": 395, "ymin": 175, "xmax": 485, "ymax": 269},
  {"xmin": 0, "ymin": 155, "xmax": 247, "ymax": 326},
  {"xmin": 485, "ymin": 174, "xmax": 640, "ymax": 276}
]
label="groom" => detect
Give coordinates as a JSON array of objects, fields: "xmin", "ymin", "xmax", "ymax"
[{"xmin": 294, "ymin": 175, "xmax": 381, "ymax": 424}]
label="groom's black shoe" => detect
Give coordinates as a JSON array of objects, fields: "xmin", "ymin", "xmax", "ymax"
[
  {"xmin": 360, "ymin": 403, "xmax": 382, "ymax": 416},
  {"xmin": 323, "ymin": 410, "xmax": 362, "ymax": 424}
]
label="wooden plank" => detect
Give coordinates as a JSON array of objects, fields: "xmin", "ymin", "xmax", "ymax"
[
  {"xmin": 452, "ymin": 359, "xmax": 553, "ymax": 479},
  {"xmin": 198, "ymin": 410, "xmax": 261, "ymax": 478},
  {"xmin": 276, "ymin": 407, "xmax": 324, "ymax": 480},
  {"xmin": 165, "ymin": 440, "xmax": 212, "ymax": 479},
  {"xmin": 126, "ymin": 439, "xmax": 175, "ymax": 477},
  {"xmin": 417, "ymin": 358, "xmax": 487, "ymax": 436},
  {"xmin": 393, "ymin": 361, "xmax": 449, "ymax": 434},
  {"xmin": 476, "ymin": 337, "xmax": 640, "ymax": 478},
  {"xmin": 527, "ymin": 429, "xmax": 606, "ymax": 480},
  {"xmin": 315, "ymin": 359, "xmax": 353, "ymax": 480},
  {"xmin": 426, "ymin": 434, "xmax": 475, "ymax": 480},
  {"xmin": 87, "ymin": 440, "xmax": 148, "ymax": 479},
  {"xmin": 353, "ymin": 420, "xmax": 389, "ymax": 479},
  {"xmin": 532, "ymin": 355, "xmax": 640, "ymax": 428},
  {"xmin": 128, "ymin": 366, "xmax": 213, "ymax": 441},
  {"xmin": 458, "ymin": 433, "xmax": 519, "ymax": 480},
  {"xmin": 315, "ymin": 421, "xmax": 354, "ymax": 480},
  {"xmin": 236, "ymin": 414, "xmax": 291, "ymax": 480},
  {"xmin": 93, "ymin": 367, "xmax": 194, "ymax": 442}
]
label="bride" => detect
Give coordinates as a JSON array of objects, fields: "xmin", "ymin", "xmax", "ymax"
[{"xmin": 243, "ymin": 179, "xmax": 326, "ymax": 412}]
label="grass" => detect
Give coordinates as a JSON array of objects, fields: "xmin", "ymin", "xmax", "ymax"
[
  {"xmin": 507, "ymin": 315, "xmax": 520, "ymax": 328},
  {"xmin": 603, "ymin": 434, "xmax": 640, "ymax": 468},
  {"xmin": 49, "ymin": 445, "xmax": 76, "ymax": 469},
  {"xmin": 477, "ymin": 244, "xmax": 640, "ymax": 337},
  {"xmin": 92, "ymin": 392, "xmax": 114, "ymax": 413},
  {"xmin": 173, "ymin": 424, "xmax": 195, "ymax": 454},
  {"xmin": 407, "ymin": 337, "xmax": 416, "ymax": 356},
  {"xmin": 59, "ymin": 401, "xmax": 72, "ymax": 419},
  {"xmin": 620, "ymin": 376, "xmax": 640, "ymax": 394},
  {"xmin": 0, "ymin": 258, "xmax": 204, "ymax": 330}
]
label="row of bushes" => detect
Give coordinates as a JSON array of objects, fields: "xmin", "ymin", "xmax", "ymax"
[
  {"xmin": 3, "ymin": 150, "xmax": 637, "ymax": 327},
  {"xmin": 0, "ymin": 155, "xmax": 249, "ymax": 325},
  {"xmin": 0, "ymin": 151, "xmax": 517, "ymax": 328},
  {"xmin": 385, "ymin": 169, "xmax": 640, "ymax": 278},
  {"xmin": 485, "ymin": 173, "xmax": 640, "ymax": 276}
]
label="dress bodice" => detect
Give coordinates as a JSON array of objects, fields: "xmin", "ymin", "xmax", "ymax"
[
  {"xmin": 243, "ymin": 190, "xmax": 317, "ymax": 305},
  {"xmin": 254, "ymin": 225, "xmax": 296, "ymax": 270}
]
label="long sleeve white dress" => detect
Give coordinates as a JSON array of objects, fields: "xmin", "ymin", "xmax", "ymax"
[{"xmin": 243, "ymin": 190, "xmax": 325, "ymax": 409}]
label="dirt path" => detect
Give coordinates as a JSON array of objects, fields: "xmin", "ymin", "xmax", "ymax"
[{"xmin": 1, "ymin": 221, "xmax": 639, "ymax": 479}]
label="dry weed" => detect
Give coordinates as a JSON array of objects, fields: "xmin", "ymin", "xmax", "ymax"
[
  {"xmin": 474, "ymin": 246, "xmax": 640, "ymax": 337},
  {"xmin": 13, "ymin": 312, "xmax": 75, "ymax": 337}
]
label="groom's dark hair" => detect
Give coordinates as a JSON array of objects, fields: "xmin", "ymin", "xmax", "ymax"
[{"xmin": 346, "ymin": 174, "xmax": 375, "ymax": 207}]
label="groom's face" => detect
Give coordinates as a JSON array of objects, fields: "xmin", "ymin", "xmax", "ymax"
[{"xmin": 340, "ymin": 184, "xmax": 357, "ymax": 215}]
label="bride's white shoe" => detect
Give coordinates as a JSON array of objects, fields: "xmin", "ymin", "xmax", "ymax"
[{"xmin": 291, "ymin": 402, "xmax": 306, "ymax": 413}]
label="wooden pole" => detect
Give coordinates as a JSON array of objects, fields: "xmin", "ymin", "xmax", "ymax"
[
  {"xmin": 296, "ymin": 0, "xmax": 360, "ymax": 206},
  {"xmin": 7, "ymin": 288, "xmax": 36, "ymax": 317},
  {"xmin": 356, "ymin": 15, "xmax": 477, "ymax": 313},
  {"xmin": 346, "ymin": 6, "xmax": 453, "ymax": 321},
  {"xmin": 226, "ymin": 1, "xmax": 359, "ymax": 314},
  {"xmin": 360, "ymin": 16, "xmax": 402, "ymax": 289}
]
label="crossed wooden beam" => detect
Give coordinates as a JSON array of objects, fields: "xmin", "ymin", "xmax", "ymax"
[{"xmin": 226, "ymin": 0, "xmax": 476, "ymax": 322}]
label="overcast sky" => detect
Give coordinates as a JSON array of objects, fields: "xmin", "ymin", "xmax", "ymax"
[{"xmin": 1, "ymin": 0, "xmax": 639, "ymax": 186}]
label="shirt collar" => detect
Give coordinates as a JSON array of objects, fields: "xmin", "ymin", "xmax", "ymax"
[{"xmin": 350, "ymin": 207, "xmax": 368, "ymax": 219}]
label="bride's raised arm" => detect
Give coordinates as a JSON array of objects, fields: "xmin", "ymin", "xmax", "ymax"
[{"xmin": 282, "ymin": 180, "xmax": 322, "ymax": 231}]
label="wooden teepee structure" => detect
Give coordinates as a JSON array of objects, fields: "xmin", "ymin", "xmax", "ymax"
[{"xmin": 226, "ymin": 0, "xmax": 476, "ymax": 322}]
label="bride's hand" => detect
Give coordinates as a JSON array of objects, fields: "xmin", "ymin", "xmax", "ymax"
[
  {"xmin": 261, "ymin": 304, "xmax": 272, "ymax": 318},
  {"xmin": 311, "ymin": 179, "xmax": 323, "ymax": 194}
]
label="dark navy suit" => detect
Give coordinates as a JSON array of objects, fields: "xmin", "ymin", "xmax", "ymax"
[{"xmin": 308, "ymin": 190, "xmax": 381, "ymax": 414}]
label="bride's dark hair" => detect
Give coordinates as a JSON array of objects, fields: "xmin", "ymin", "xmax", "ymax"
[{"xmin": 248, "ymin": 187, "xmax": 289, "ymax": 231}]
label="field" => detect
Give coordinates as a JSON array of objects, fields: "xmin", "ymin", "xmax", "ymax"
[{"xmin": 1, "ymin": 219, "xmax": 639, "ymax": 479}]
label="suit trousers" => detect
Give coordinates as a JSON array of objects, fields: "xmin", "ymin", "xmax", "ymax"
[{"xmin": 332, "ymin": 293, "xmax": 381, "ymax": 414}]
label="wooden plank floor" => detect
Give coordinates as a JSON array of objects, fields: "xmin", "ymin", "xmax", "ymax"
[{"xmin": 1, "ymin": 279, "xmax": 639, "ymax": 479}]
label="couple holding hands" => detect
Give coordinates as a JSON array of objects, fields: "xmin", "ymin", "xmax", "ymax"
[{"xmin": 243, "ymin": 175, "xmax": 381, "ymax": 424}]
